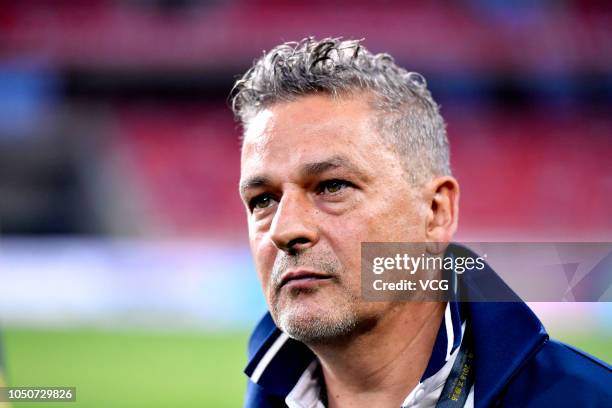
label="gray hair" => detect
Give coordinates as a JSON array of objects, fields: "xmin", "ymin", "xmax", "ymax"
[{"xmin": 230, "ymin": 37, "xmax": 451, "ymax": 184}]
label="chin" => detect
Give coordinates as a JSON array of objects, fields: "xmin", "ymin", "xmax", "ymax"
[{"xmin": 276, "ymin": 303, "xmax": 358, "ymax": 344}]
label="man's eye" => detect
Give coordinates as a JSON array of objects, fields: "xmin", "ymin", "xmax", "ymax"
[
  {"xmin": 318, "ymin": 179, "xmax": 351, "ymax": 194},
  {"xmin": 249, "ymin": 194, "xmax": 276, "ymax": 211}
]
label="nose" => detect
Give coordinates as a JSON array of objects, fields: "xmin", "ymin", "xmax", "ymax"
[{"xmin": 269, "ymin": 190, "xmax": 319, "ymax": 253}]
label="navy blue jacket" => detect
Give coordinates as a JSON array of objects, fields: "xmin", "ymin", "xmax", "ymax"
[{"xmin": 243, "ymin": 246, "xmax": 612, "ymax": 407}]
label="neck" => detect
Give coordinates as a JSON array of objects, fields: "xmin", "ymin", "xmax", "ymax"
[{"xmin": 308, "ymin": 302, "xmax": 446, "ymax": 408}]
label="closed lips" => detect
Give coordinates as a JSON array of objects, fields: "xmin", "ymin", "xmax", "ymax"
[{"xmin": 280, "ymin": 270, "xmax": 332, "ymax": 287}]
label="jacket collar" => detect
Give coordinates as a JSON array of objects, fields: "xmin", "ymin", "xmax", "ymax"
[
  {"xmin": 244, "ymin": 318, "xmax": 313, "ymax": 397},
  {"xmin": 449, "ymin": 243, "xmax": 549, "ymax": 408},
  {"xmin": 467, "ymin": 301, "xmax": 548, "ymax": 407},
  {"xmin": 244, "ymin": 244, "xmax": 549, "ymax": 405}
]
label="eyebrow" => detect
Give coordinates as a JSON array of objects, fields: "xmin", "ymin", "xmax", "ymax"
[
  {"xmin": 239, "ymin": 176, "xmax": 272, "ymax": 198},
  {"xmin": 239, "ymin": 154, "xmax": 368, "ymax": 198},
  {"xmin": 300, "ymin": 155, "xmax": 366, "ymax": 179}
]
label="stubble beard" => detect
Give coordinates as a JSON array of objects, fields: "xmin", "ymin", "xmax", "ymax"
[{"xmin": 269, "ymin": 249, "xmax": 360, "ymax": 344}]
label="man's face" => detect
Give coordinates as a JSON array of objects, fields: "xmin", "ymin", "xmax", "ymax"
[{"xmin": 239, "ymin": 93, "xmax": 428, "ymax": 343}]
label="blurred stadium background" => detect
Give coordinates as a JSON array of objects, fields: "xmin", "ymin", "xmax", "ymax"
[{"xmin": 0, "ymin": 1, "xmax": 611, "ymax": 407}]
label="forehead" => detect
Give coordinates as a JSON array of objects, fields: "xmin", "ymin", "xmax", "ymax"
[{"xmin": 240, "ymin": 94, "xmax": 382, "ymax": 176}]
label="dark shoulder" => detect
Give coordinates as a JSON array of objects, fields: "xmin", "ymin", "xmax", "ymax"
[
  {"xmin": 536, "ymin": 339, "xmax": 611, "ymax": 383},
  {"xmin": 499, "ymin": 339, "xmax": 611, "ymax": 407}
]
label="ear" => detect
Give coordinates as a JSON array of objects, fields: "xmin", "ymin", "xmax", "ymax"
[{"xmin": 424, "ymin": 176, "xmax": 460, "ymax": 254}]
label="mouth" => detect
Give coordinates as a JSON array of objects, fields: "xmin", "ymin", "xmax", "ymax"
[{"xmin": 279, "ymin": 269, "xmax": 333, "ymax": 291}]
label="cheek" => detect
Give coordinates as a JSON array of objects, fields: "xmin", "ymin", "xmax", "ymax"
[
  {"xmin": 249, "ymin": 230, "xmax": 276, "ymax": 288},
  {"xmin": 364, "ymin": 188, "xmax": 425, "ymax": 241},
  {"xmin": 322, "ymin": 222, "xmax": 364, "ymax": 287}
]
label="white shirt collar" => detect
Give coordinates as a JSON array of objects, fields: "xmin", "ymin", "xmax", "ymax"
[{"xmin": 285, "ymin": 360, "xmax": 326, "ymax": 408}]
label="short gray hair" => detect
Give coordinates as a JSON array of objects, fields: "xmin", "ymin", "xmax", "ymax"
[{"xmin": 230, "ymin": 37, "xmax": 451, "ymax": 184}]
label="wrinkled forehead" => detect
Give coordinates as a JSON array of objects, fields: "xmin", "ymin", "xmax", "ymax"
[
  {"xmin": 240, "ymin": 109, "xmax": 277, "ymax": 160},
  {"xmin": 240, "ymin": 96, "xmax": 382, "ymax": 177}
]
